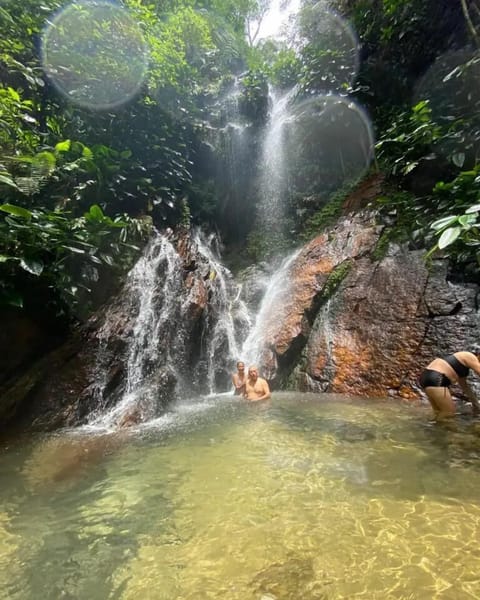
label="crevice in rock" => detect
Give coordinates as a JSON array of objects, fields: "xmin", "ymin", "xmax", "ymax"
[{"xmin": 448, "ymin": 302, "xmax": 462, "ymax": 316}]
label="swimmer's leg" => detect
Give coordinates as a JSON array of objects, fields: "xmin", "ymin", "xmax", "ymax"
[{"xmin": 425, "ymin": 387, "xmax": 455, "ymax": 420}]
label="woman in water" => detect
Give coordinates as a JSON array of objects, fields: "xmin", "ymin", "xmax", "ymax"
[
  {"xmin": 232, "ymin": 361, "xmax": 247, "ymax": 396},
  {"xmin": 419, "ymin": 351, "xmax": 480, "ymax": 419}
]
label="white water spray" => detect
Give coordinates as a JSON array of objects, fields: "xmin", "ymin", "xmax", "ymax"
[
  {"xmin": 258, "ymin": 86, "xmax": 297, "ymax": 234},
  {"xmin": 241, "ymin": 250, "xmax": 300, "ymax": 369},
  {"xmin": 91, "ymin": 233, "xmax": 182, "ymax": 426},
  {"xmin": 194, "ymin": 231, "xmax": 250, "ymax": 393}
]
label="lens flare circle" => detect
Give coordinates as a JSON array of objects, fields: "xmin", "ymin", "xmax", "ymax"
[
  {"xmin": 414, "ymin": 49, "xmax": 480, "ymax": 162},
  {"xmin": 288, "ymin": 94, "xmax": 374, "ymax": 195},
  {"xmin": 292, "ymin": 3, "xmax": 360, "ymax": 93},
  {"xmin": 41, "ymin": 0, "xmax": 149, "ymax": 110},
  {"xmin": 414, "ymin": 49, "xmax": 480, "ymax": 120}
]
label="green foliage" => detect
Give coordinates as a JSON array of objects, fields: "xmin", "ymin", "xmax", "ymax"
[
  {"xmin": 341, "ymin": 0, "xmax": 466, "ymax": 114},
  {"xmin": 299, "ymin": 182, "xmax": 358, "ymax": 242},
  {"xmin": 373, "ymin": 169, "xmax": 480, "ymax": 273},
  {"xmin": 0, "ymin": 202, "xmax": 150, "ymax": 313},
  {"xmin": 371, "ymin": 230, "xmax": 392, "ymax": 262},
  {"xmin": 322, "ymin": 260, "xmax": 352, "ymax": 301},
  {"xmin": 374, "ymin": 189, "xmax": 431, "ymax": 245},
  {"xmin": 0, "ymin": 85, "xmax": 39, "ymax": 151},
  {"xmin": 375, "ymin": 101, "xmax": 443, "ymax": 177},
  {"xmin": 0, "ymin": 0, "xmax": 261, "ymax": 319},
  {"xmin": 238, "ymin": 69, "xmax": 269, "ymax": 123},
  {"xmin": 427, "ymin": 169, "xmax": 480, "ymax": 264},
  {"xmin": 269, "ymin": 48, "xmax": 300, "ymax": 89}
]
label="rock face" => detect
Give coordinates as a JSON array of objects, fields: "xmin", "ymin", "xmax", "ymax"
[
  {"xmin": 250, "ymin": 213, "xmax": 480, "ymax": 400},
  {"xmin": 0, "ymin": 228, "xmax": 243, "ymax": 431},
  {"xmin": 2, "ymin": 211, "xmax": 479, "ymax": 432}
]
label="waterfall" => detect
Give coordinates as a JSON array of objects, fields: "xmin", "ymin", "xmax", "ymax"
[
  {"xmin": 218, "ymin": 78, "xmax": 252, "ymax": 240},
  {"xmin": 257, "ymin": 86, "xmax": 297, "ymax": 237},
  {"xmin": 122, "ymin": 235, "xmax": 182, "ymax": 398},
  {"xmin": 223, "ymin": 78, "xmax": 247, "ymax": 190},
  {"xmin": 194, "ymin": 230, "xmax": 250, "ymax": 394},
  {"xmin": 91, "ymin": 233, "xmax": 184, "ymax": 426},
  {"xmin": 88, "ymin": 228, "xmax": 251, "ymax": 427},
  {"xmin": 241, "ymin": 250, "xmax": 299, "ymax": 372}
]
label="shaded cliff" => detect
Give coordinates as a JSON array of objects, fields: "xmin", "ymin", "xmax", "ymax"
[{"xmin": 0, "ymin": 228, "xmax": 245, "ymax": 431}]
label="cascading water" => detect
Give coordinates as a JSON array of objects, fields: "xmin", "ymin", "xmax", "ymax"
[
  {"xmin": 257, "ymin": 86, "xmax": 297, "ymax": 237},
  {"xmin": 241, "ymin": 250, "xmax": 299, "ymax": 374},
  {"xmin": 193, "ymin": 230, "xmax": 250, "ymax": 393},
  {"xmin": 222, "ymin": 79, "xmax": 247, "ymax": 191},
  {"xmin": 88, "ymin": 228, "xmax": 251, "ymax": 427},
  {"xmin": 91, "ymin": 233, "xmax": 184, "ymax": 426},
  {"xmin": 217, "ymin": 77, "xmax": 255, "ymax": 241}
]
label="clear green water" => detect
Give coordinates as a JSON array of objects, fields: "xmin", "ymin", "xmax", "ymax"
[{"xmin": 2, "ymin": 393, "xmax": 480, "ymax": 600}]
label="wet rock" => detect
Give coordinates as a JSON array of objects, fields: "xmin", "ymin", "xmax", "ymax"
[
  {"xmin": 252, "ymin": 213, "xmax": 382, "ymax": 384},
  {"xmin": 250, "ymin": 557, "xmax": 317, "ymax": 600},
  {"xmin": 253, "ymin": 212, "xmax": 479, "ymax": 401},
  {"xmin": 237, "ymin": 261, "xmax": 271, "ymax": 312},
  {"xmin": 0, "ymin": 227, "xmax": 237, "ymax": 431}
]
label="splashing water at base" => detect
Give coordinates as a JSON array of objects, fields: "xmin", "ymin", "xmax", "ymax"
[
  {"xmin": 41, "ymin": 0, "xmax": 148, "ymax": 110},
  {"xmin": 194, "ymin": 230, "xmax": 250, "ymax": 393},
  {"xmin": 91, "ymin": 234, "xmax": 183, "ymax": 428},
  {"xmin": 87, "ymin": 229, "xmax": 248, "ymax": 429},
  {"xmin": 2, "ymin": 394, "xmax": 480, "ymax": 599}
]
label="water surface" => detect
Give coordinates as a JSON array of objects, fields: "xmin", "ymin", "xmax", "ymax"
[{"xmin": 1, "ymin": 393, "xmax": 480, "ymax": 599}]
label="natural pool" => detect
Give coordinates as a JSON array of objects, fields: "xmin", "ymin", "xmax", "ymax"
[{"xmin": 1, "ymin": 393, "xmax": 480, "ymax": 600}]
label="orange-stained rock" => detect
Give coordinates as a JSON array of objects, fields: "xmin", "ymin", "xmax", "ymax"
[
  {"xmin": 255, "ymin": 213, "xmax": 480, "ymax": 401},
  {"xmin": 255, "ymin": 213, "xmax": 382, "ymax": 380}
]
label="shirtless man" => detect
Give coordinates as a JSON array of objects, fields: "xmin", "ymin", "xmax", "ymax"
[
  {"xmin": 232, "ymin": 361, "xmax": 247, "ymax": 396},
  {"xmin": 244, "ymin": 365, "xmax": 271, "ymax": 402}
]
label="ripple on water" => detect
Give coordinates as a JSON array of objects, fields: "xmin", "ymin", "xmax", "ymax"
[{"xmin": 1, "ymin": 394, "xmax": 480, "ymax": 599}]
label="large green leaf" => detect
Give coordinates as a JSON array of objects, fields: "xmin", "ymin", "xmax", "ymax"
[
  {"xmin": 430, "ymin": 215, "xmax": 458, "ymax": 231},
  {"xmin": 466, "ymin": 204, "xmax": 480, "ymax": 214},
  {"xmin": 61, "ymin": 245, "xmax": 86, "ymax": 254},
  {"xmin": 55, "ymin": 140, "xmax": 71, "ymax": 153},
  {"xmin": 0, "ymin": 174, "xmax": 18, "ymax": 189},
  {"xmin": 438, "ymin": 227, "xmax": 461, "ymax": 250},
  {"xmin": 452, "ymin": 152, "xmax": 465, "ymax": 167},
  {"xmin": 458, "ymin": 214, "xmax": 476, "ymax": 227},
  {"xmin": 0, "ymin": 203, "xmax": 33, "ymax": 218},
  {"xmin": 19, "ymin": 258, "xmax": 44, "ymax": 276},
  {"xmin": 87, "ymin": 204, "xmax": 105, "ymax": 220}
]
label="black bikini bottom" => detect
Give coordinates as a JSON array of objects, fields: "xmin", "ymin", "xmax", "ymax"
[{"xmin": 419, "ymin": 369, "xmax": 452, "ymax": 389}]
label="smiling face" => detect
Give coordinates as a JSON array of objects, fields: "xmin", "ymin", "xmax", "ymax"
[
  {"xmin": 248, "ymin": 366, "xmax": 258, "ymax": 381},
  {"xmin": 237, "ymin": 362, "xmax": 245, "ymax": 373}
]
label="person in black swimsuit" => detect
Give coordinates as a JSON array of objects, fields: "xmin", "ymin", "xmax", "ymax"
[{"xmin": 419, "ymin": 351, "xmax": 480, "ymax": 419}]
